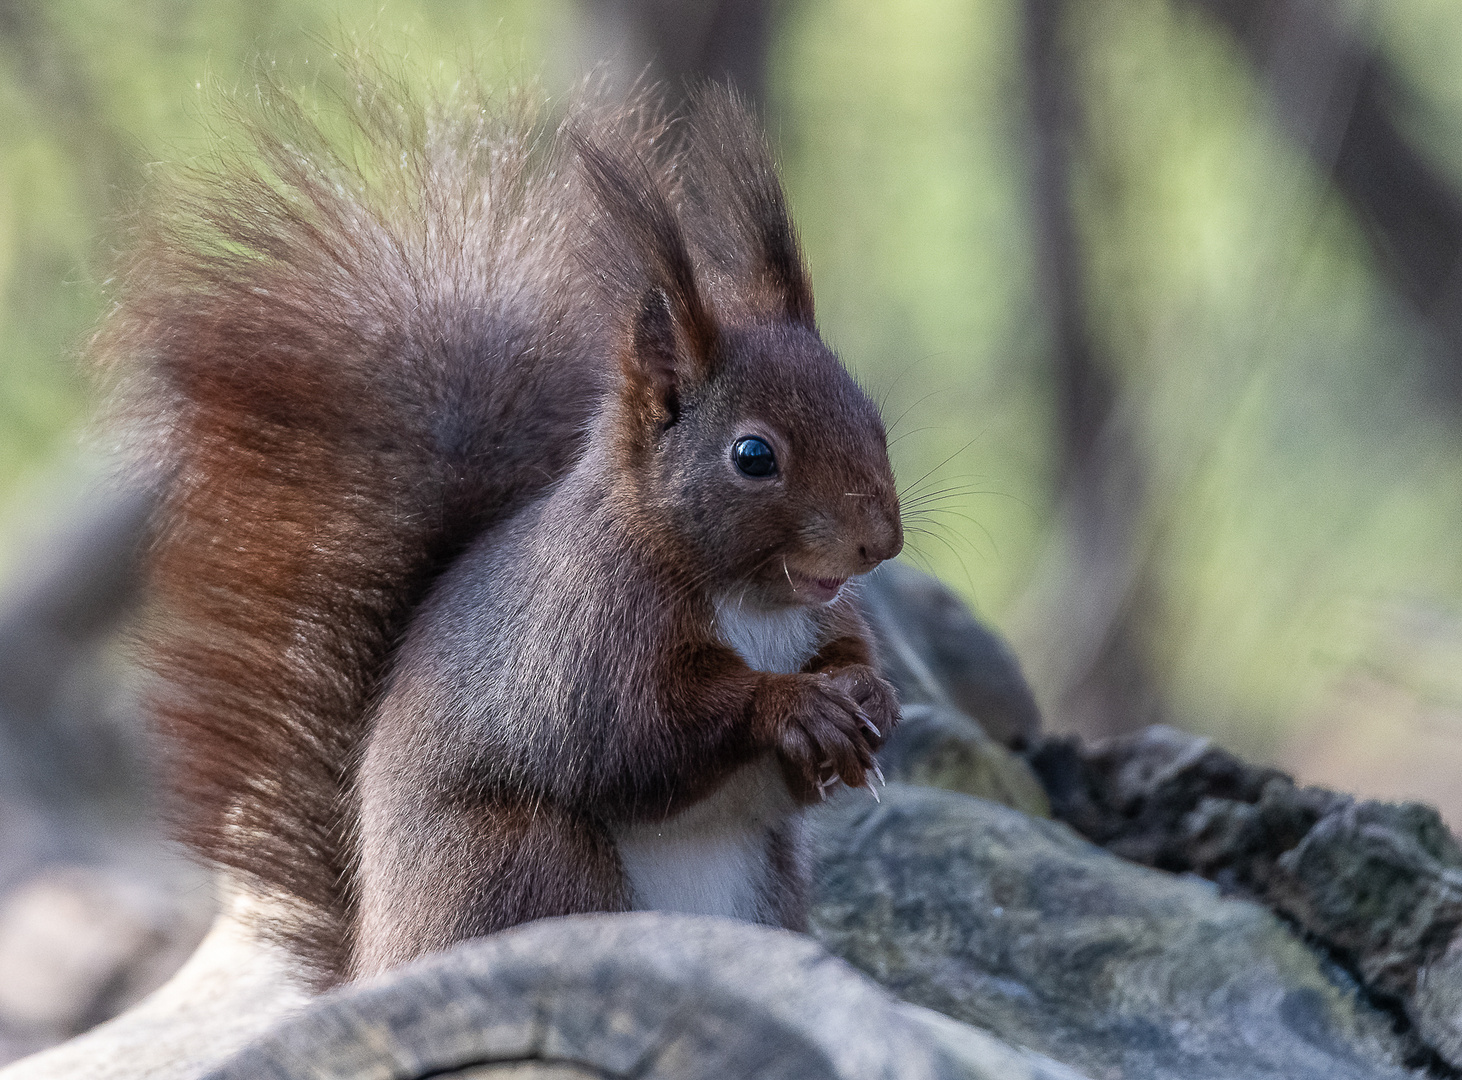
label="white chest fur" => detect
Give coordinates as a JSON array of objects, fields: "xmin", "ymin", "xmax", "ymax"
[
  {"xmin": 711, "ymin": 597, "xmax": 820, "ymax": 674},
  {"xmin": 613, "ymin": 597, "xmax": 819, "ymax": 923}
]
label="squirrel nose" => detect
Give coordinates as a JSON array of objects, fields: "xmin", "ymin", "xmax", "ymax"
[{"xmin": 856, "ymin": 510, "xmax": 903, "ymax": 571}]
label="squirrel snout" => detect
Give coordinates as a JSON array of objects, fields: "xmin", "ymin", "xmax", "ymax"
[{"xmin": 854, "ymin": 510, "xmax": 903, "ymax": 572}]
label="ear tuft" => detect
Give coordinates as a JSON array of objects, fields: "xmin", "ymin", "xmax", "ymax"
[
  {"xmin": 684, "ymin": 85, "xmax": 815, "ymax": 329},
  {"xmin": 573, "ymin": 125, "xmax": 720, "ymax": 409}
]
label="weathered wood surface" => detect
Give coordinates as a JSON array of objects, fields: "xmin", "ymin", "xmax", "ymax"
[
  {"xmin": 1, "ymin": 905, "xmax": 1089, "ymax": 1080},
  {"xmin": 0, "ymin": 896, "xmax": 306, "ymax": 1080},
  {"xmin": 201, "ymin": 913, "xmax": 1084, "ymax": 1080},
  {"xmin": 812, "ymin": 783, "xmax": 1419, "ymax": 1080}
]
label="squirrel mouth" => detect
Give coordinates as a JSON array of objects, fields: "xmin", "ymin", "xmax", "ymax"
[{"xmin": 788, "ymin": 571, "xmax": 848, "ymax": 603}]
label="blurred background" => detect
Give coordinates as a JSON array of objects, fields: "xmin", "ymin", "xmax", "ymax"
[{"xmin": 2, "ymin": 0, "xmax": 1462, "ymax": 1061}]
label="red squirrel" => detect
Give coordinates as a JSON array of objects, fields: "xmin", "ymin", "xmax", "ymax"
[{"xmin": 99, "ymin": 75, "xmax": 903, "ymax": 987}]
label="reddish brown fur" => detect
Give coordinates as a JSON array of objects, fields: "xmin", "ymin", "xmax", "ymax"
[{"xmin": 103, "ymin": 71, "xmax": 902, "ymax": 987}]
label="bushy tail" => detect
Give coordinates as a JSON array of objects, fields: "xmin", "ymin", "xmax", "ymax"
[{"xmin": 97, "ymin": 72, "xmax": 617, "ymax": 985}]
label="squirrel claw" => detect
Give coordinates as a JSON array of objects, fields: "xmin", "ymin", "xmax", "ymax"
[
  {"xmin": 872, "ymin": 762, "xmax": 886, "ymax": 787},
  {"xmin": 862, "ymin": 717, "xmax": 881, "ymax": 738},
  {"xmin": 865, "ymin": 779, "xmax": 880, "ymax": 803}
]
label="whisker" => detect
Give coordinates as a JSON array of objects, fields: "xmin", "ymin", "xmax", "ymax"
[
  {"xmin": 887, "ymin": 425, "xmax": 939, "ymax": 449},
  {"xmin": 917, "ymin": 513, "xmax": 998, "ymax": 562},
  {"xmin": 902, "ymin": 526, "xmax": 979, "ymax": 595},
  {"xmin": 899, "ymin": 484, "xmax": 999, "ymax": 507},
  {"xmin": 884, "ymin": 387, "xmax": 950, "ymax": 439},
  {"xmin": 894, "ymin": 435, "xmax": 985, "ymax": 500},
  {"xmin": 874, "ymin": 353, "xmax": 943, "ymax": 422}
]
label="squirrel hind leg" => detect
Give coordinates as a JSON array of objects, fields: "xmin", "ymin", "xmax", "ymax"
[
  {"xmin": 763, "ymin": 814, "xmax": 810, "ymax": 932},
  {"xmin": 351, "ymin": 795, "xmax": 627, "ymax": 980}
]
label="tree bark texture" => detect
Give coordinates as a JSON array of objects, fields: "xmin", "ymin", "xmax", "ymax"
[
  {"xmin": 575, "ymin": 0, "xmax": 772, "ymax": 109},
  {"xmin": 1188, "ymin": 0, "xmax": 1462, "ymax": 407},
  {"xmin": 1019, "ymin": 0, "xmax": 1164, "ymax": 739}
]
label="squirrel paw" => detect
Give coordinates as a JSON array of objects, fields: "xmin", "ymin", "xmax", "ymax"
[{"xmin": 768, "ymin": 664, "xmax": 898, "ymax": 803}]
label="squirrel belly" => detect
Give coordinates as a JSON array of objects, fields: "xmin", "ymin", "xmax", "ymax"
[
  {"xmin": 613, "ymin": 757, "xmax": 805, "ymax": 926},
  {"xmin": 612, "ymin": 599, "xmax": 823, "ymax": 927}
]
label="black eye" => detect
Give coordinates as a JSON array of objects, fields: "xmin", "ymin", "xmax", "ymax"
[{"xmin": 732, "ymin": 436, "xmax": 777, "ymax": 478}]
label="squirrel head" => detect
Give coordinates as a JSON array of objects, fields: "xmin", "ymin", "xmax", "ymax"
[{"xmin": 576, "ymin": 92, "xmax": 902, "ymax": 610}]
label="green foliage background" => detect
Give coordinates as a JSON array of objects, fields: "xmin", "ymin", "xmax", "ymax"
[{"xmin": 4, "ymin": 0, "xmax": 1462, "ymax": 801}]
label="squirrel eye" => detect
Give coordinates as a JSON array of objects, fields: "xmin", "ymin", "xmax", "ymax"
[{"xmin": 732, "ymin": 436, "xmax": 777, "ymax": 478}]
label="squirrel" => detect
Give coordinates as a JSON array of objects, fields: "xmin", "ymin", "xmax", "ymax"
[{"xmin": 98, "ymin": 73, "xmax": 903, "ymax": 988}]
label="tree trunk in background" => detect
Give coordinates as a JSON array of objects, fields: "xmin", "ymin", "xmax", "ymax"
[
  {"xmin": 1016, "ymin": 0, "xmax": 1166, "ymax": 738},
  {"xmin": 0, "ymin": 0, "xmax": 135, "ymax": 209},
  {"xmin": 575, "ymin": 0, "xmax": 772, "ymax": 109},
  {"xmin": 1188, "ymin": 0, "xmax": 1462, "ymax": 410}
]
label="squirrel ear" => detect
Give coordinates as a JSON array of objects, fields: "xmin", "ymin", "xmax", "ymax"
[
  {"xmin": 574, "ymin": 125, "xmax": 721, "ymax": 429},
  {"xmin": 626, "ymin": 286, "xmax": 682, "ymax": 427}
]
